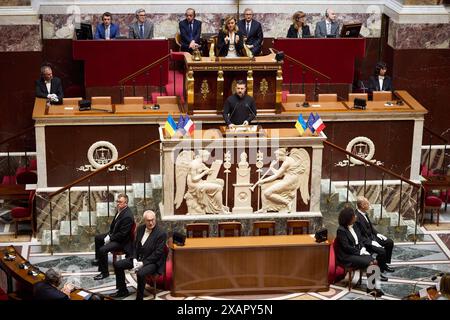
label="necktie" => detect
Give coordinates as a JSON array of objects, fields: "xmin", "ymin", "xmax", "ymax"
[
  {"xmin": 105, "ymin": 26, "xmax": 110, "ymax": 39},
  {"xmin": 246, "ymin": 23, "xmax": 250, "ymax": 35},
  {"xmin": 189, "ymin": 23, "xmax": 193, "ymax": 39},
  {"xmin": 326, "ymin": 22, "xmax": 331, "ymax": 35},
  {"xmin": 139, "ymin": 24, "xmax": 144, "ymax": 38}
]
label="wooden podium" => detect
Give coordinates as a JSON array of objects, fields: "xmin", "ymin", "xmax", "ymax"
[{"xmin": 183, "ymin": 52, "xmax": 283, "ymax": 115}]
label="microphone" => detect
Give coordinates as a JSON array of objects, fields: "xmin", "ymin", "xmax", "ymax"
[
  {"xmin": 244, "ymin": 102, "xmax": 260, "ymax": 132},
  {"xmin": 226, "ymin": 102, "xmax": 239, "ymax": 126}
]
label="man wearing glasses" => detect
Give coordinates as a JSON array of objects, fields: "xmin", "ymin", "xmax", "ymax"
[
  {"xmin": 179, "ymin": 8, "xmax": 202, "ymax": 53},
  {"xmin": 237, "ymin": 8, "xmax": 263, "ymax": 56},
  {"xmin": 93, "ymin": 193, "xmax": 134, "ymax": 280},
  {"xmin": 129, "ymin": 8, "xmax": 154, "ymax": 39}
]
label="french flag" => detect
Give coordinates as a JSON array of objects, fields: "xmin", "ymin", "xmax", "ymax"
[
  {"xmin": 183, "ymin": 115, "xmax": 195, "ymax": 135},
  {"xmin": 312, "ymin": 113, "xmax": 326, "ymax": 134}
]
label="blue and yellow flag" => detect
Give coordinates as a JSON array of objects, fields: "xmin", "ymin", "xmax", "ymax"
[
  {"xmin": 295, "ymin": 114, "xmax": 307, "ymax": 136},
  {"xmin": 164, "ymin": 115, "xmax": 177, "ymax": 137}
]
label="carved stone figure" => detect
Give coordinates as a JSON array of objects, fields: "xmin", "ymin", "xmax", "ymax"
[
  {"xmin": 252, "ymin": 148, "xmax": 310, "ymax": 213},
  {"xmin": 175, "ymin": 150, "xmax": 227, "ymax": 214}
]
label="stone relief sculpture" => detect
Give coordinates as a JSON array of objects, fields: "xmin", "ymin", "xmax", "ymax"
[
  {"xmin": 175, "ymin": 150, "xmax": 227, "ymax": 214},
  {"xmin": 251, "ymin": 148, "xmax": 310, "ymax": 213}
]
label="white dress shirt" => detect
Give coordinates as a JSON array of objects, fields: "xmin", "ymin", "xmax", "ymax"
[
  {"xmin": 141, "ymin": 228, "xmax": 152, "ymax": 245},
  {"xmin": 45, "ymin": 80, "xmax": 51, "ymax": 94},
  {"xmin": 378, "ymin": 76, "xmax": 384, "ymax": 91},
  {"xmin": 326, "ymin": 21, "xmax": 332, "ymax": 35},
  {"xmin": 348, "ymin": 225, "xmax": 359, "ymax": 245}
]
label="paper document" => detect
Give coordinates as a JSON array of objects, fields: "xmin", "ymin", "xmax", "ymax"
[
  {"xmin": 64, "ymin": 107, "xmax": 74, "ymax": 110},
  {"xmin": 77, "ymin": 291, "xmax": 90, "ymax": 298},
  {"xmin": 311, "ymin": 104, "xmax": 321, "ymax": 107}
]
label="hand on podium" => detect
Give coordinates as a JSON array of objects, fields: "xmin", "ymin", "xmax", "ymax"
[{"xmin": 243, "ymin": 120, "xmax": 249, "ymax": 126}]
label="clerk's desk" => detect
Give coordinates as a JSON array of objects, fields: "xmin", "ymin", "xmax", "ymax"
[
  {"xmin": 171, "ymin": 235, "xmax": 330, "ymax": 296},
  {"xmin": 0, "ymin": 245, "xmax": 110, "ymax": 300}
]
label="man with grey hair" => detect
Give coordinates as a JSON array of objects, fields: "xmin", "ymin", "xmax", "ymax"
[
  {"xmin": 355, "ymin": 196, "xmax": 394, "ymax": 276},
  {"xmin": 93, "ymin": 193, "xmax": 134, "ymax": 280},
  {"xmin": 237, "ymin": 8, "xmax": 263, "ymax": 56},
  {"xmin": 129, "ymin": 8, "xmax": 154, "ymax": 39},
  {"xmin": 33, "ymin": 268, "xmax": 73, "ymax": 300},
  {"xmin": 112, "ymin": 210, "xmax": 167, "ymax": 300},
  {"xmin": 35, "ymin": 64, "xmax": 63, "ymax": 105}
]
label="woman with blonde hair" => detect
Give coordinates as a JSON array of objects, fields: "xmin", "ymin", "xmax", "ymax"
[
  {"xmin": 286, "ymin": 11, "xmax": 311, "ymax": 38},
  {"xmin": 217, "ymin": 15, "xmax": 245, "ymax": 57}
]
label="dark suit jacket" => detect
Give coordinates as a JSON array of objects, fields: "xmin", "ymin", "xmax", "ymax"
[
  {"xmin": 35, "ymin": 77, "xmax": 64, "ymax": 105},
  {"xmin": 217, "ymin": 30, "xmax": 245, "ymax": 57},
  {"xmin": 355, "ymin": 209, "xmax": 379, "ymax": 241},
  {"xmin": 286, "ymin": 24, "xmax": 311, "ymax": 38},
  {"xmin": 237, "ymin": 19, "xmax": 263, "ymax": 55},
  {"xmin": 94, "ymin": 23, "xmax": 119, "ymax": 39},
  {"xmin": 335, "ymin": 225, "xmax": 370, "ymax": 265},
  {"xmin": 314, "ymin": 20, "xmax": 339, "ymax": 38},
  {"xmin": 33, "ymin": 281, "xmax": 69, "ymax": 300},
  {"xmin": 109, "ymin": 206, "xmax": 134, "ymax": 253},
  {"xmin": 128, "ymin": 21, "xmax": 154, "ymax": 39},
  {"xmin": 179, "ymin": 19, "xmax": 202, "ymax": 52},
  {"xmin": 368, "ymin": 75, "xmax": 393, "ymax": 93},
  {"xmin": 133, "ymin": 224, "xmax": 167, "ymax": 274}
]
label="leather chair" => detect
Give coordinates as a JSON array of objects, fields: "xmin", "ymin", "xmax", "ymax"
[
  {"xmin": 218, "ymin": 222, "xmax": 241, "ymax": 237},
  {"xmin": 318, "ymin": 93, "xmax": 337, "ymax": 102},
  {"xmin": 15, "ymin": 171, "xmax": 37, "ymax": 185},
  {"xmin": 422, "ymin": 196, "xmax": 442, "ymax": 226},
  {"xmin": 186, "ymin": 223, "xmax": 209, "ymax": 238},
  {"xmin": 252, "ymin": 221, "xmax": 275, "ymax": 236},
  {"xmin": 11, "ymin": 190, "xmax": 35, "ymax": 238},
  {"xmin": 286, "ymin": 220, "xmax": 310, "ymax": 235},
  {"xmin": 112, "ymin": 222, "xmax": 136, "ymax": 264}
]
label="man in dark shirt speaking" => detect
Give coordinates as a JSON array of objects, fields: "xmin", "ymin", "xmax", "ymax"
[{"xmin": 223, "ymin": 80, "xmax": 257, "ymax": 128}]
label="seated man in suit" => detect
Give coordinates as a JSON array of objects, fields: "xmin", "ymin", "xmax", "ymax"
[
  {"xmin": 93, "ymin": 193, "xmax": 134, "ymax": 280},
  {"xmin": 35, "ymin": 64, "xmax": 63, "ymax": 105},
  {"xmin": 237, "ymin": 8, "xmax": 263, "ymax": 56},
  {"xmin": 368, "ymin": 61, "xmax": 393, "ymax": 93},
  {"xmin": 34, "ymin": 268, "xmax": 73, "ymax": 300},
  {"xmin": 355, "ymin": 196, "xmax": 395, "ymax": 274},
  {"xmin": 112, "ymin": 210, "xmax": 167, "ymax": 300},
  {"xmin": 315, "ymin": 8, "xmax": 340, "ymax": 38},
  {"xmin": 94, "ymin": 12, "xmax": 119, "ymax": 39},
  {"xmin": 129, "ymin": 8, "xmax": 154, "ymax": 39},
  {"xmin": 179, "ymin": 8, "xmax": 202, "ymax": 53}
]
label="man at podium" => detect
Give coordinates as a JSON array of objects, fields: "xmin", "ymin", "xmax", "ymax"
[{"xmin": 223, "ymin": 80, "xmax": 257, "ymax": 128}]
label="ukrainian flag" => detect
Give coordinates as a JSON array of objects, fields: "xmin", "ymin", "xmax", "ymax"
[
  {"xmin": 295, "ymin": 114, "xmax": 307, "ymax": 136},
  {"xmin": 164, "ymin": 115, "xmax": 177, "ymax": 137}
]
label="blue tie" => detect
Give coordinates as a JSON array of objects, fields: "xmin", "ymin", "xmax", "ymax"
[
  {"xmin": 189, "ymin": 23, "xmax": 193, "ymax": 40},
  {"xmin": 139, "ymin": 24, "xmax": 144, "ymax": 38}
]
